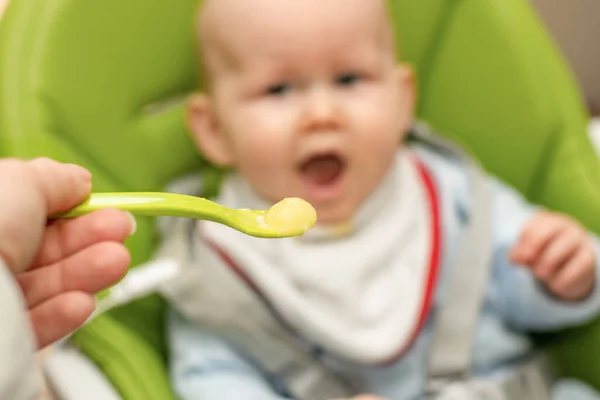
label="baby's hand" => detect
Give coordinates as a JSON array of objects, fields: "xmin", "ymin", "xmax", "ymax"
[{"xmin": 510, "ymin": 211, "xmax": 596, "ymax": 301}]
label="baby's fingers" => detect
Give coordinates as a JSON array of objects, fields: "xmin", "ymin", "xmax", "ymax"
[
  {"xmin": 548, "ymin": 245, "xmax": 596, "ymax": 301},
  {"xmin": 510, "ymin": 212, "xmax": 567, "ymax": 266},
  {"xmin": 530, "ymin": 227, "xmax": 583, "ymax": 282}
]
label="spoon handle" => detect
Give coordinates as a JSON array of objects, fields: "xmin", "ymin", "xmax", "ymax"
[{"xmin": 51, "ymin": 192, "xmax": 229, "ymax": 223}]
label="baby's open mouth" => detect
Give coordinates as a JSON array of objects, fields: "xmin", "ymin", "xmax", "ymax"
[{"xmin": 298, "ymin": 153, "xmax": 346, "ymax": 186}]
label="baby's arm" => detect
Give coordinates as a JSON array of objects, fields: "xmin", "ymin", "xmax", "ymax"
[
  {"xmin": 167, "ymin": 309, "xmax": 291, "ymax": 400},
  {"xmin": 488, "ymin": 178, "xmax": 600, "ymax": 331}
]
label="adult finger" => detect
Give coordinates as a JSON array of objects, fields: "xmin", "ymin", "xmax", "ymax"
[
  {"xmin": 17, "ymin": 242, "xmax": 130, "ymax": 309},
  {"xmin": 28, "ymin": 157, "xmax": 92, "ymax": 215},
  {"xmin": 0, "ymin": 158, "xmax": 92, "ymax": 274},
  {"xmin": 31, "ymin": 209, "xmax": 135, "ymax": 269},
  {"xmin": 28, "ymin": 291, "xmax": 95, "ymax": 348}
]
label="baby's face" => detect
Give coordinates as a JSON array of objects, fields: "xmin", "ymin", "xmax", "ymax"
[{"xmin": 191, "ymin": 0, "xmax": 414, "ymax": 224}]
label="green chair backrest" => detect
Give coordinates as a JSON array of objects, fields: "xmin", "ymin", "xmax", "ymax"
[{"xmin": 2, "ymin": 0, "xmax": 600, "ymax": 398}]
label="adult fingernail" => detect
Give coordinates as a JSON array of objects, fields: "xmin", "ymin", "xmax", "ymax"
[
  {"xmin": 66, "ymin": 163, "xmax": 92, "ymax": 182},
  {"xmin": 124, "ymin": 211, "xmax": 137, "ymax": 236}
]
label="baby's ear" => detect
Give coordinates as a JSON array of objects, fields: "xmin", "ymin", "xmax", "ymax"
[
  {"xmin": 186, "ymin": 93, "xmax": 234, "ymax": 167},
  {"xmin": 396, "ymin": 63, "xmax": 416, "ymax": 135}
]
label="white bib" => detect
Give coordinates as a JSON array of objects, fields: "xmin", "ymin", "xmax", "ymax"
[{"xmin": 198, "ymin": 150, "xmax": 440, "ymax": 364}]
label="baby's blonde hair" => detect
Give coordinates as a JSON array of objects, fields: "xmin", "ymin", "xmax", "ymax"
[{"xmin": 192, "ymin": 0, "xmax": 399, "ymax": 92}]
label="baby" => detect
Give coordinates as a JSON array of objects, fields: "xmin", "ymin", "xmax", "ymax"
[{"xmin": 161, "ymin": 1, "xmax": 600, "ymax": 399}]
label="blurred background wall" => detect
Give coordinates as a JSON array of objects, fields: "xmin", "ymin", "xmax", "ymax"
[{"xmin": 531, "ymin": 0, "xmax": 600, "ymax": 116}]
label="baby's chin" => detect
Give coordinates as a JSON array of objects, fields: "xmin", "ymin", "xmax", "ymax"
[{"xmin": 313, "ymin": 202, "xmax": 358, "ymax": 226}]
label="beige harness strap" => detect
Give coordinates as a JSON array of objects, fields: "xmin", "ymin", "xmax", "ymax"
[
  {"xmin": 414, "ymin": 125, "xmax": 494, "ymax": 387},
  {"xmin": 413, "ymin": 122, "xmax": 553, "ymax": 400}
]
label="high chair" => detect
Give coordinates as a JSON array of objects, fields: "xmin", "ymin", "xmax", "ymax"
[{"xmin": 1, "ymin": 0, "xmax": 600, "ymax": 398}]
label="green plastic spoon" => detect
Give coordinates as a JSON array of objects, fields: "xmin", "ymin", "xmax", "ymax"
[{"xmin": 51, "ymin": 192, "xmax": 317, "ymax": 238}]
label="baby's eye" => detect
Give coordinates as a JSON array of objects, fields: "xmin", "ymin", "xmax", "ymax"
[
  {"xmin": 336, "ymin": 73, "xmax": 361, "ymax": 87},
  {"xmin": 266, "ymin": 82, "xmax": 291, "ymax": 96}
]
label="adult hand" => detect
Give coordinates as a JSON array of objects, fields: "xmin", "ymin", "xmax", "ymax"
[{"xmin": 0, "ymin": 158, "xmax": 134, "ymax": 348}]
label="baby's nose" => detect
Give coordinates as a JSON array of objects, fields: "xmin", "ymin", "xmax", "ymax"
[{"xmin": 300, "ymin": 88, "xmax": 345, "ymax": 132}]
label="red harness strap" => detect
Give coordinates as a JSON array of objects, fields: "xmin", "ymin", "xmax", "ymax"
[{"xmin": 380, "ymin": 157, "xmax": 442, "ymax": 365}]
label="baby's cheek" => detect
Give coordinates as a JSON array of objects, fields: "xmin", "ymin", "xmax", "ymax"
[
  {"xmin": 238, "ymin": 133, "xmax": 289, "ymax": 167},
  {"xmin": 235, "ymin": 142, "xmax": 294, "ymax": 200},
  {"xmin": 236, "ymin": 146, "xmax": 275, "ymax": 181}
]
